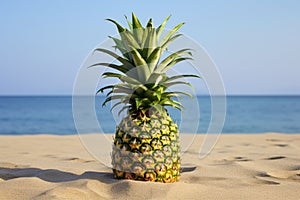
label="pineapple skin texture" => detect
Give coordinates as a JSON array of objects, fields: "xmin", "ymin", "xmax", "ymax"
[{"xmin": 111, "ymin": 112, "xmax": 181, "ymax": 183}]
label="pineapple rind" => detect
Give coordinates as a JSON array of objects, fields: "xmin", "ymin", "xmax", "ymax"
[{"xmin": 112, "ymin": 111, "xmax": 181, "ymax": 183}]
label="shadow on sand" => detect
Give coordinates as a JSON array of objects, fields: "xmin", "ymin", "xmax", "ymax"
[
  {"xmin": 0, "ymin": 167, "xmax": 115, "ymax": 184},
  {"xmin": 0, "ymin": 166, "xmax": 196, "ymax": 183}
]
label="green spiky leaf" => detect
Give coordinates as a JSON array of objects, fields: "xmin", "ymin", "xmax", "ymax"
[{"xmin": 94, "ymin": 13, "xmax": 200, "ymax": 114}]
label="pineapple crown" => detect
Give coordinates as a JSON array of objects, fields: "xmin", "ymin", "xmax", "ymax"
[{"xmin": 91, "ymin": 13, "xmax": 200, "ymax": 117}]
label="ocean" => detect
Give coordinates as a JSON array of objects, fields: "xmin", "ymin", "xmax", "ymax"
[{"xmin": 0, "ymin": 96, "xmax": 299, "ymax": 135}]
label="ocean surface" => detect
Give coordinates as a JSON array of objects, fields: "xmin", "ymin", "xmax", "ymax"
[{"xmin": 0, "ymin": 96, "xmax": 299, "ymax": 135}]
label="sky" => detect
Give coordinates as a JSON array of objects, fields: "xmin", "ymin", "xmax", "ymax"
[{"xmin": 0, "ymin": 0, "xmax": 299, "ymax": 95}]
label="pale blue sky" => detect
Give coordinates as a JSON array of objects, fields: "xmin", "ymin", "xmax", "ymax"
[{"xmin": 0, "ymin": 0, "xmax": 299, "ymax": 95}]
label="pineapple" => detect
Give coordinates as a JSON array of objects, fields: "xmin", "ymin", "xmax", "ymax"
[{"xmin": 92, "ymin": 13, "xmax": 199, "ymax": 183}]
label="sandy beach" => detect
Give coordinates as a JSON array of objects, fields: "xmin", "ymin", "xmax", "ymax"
[{"xmin": 0, "ymin": 133, "xmax": 299, "ymax": 199}]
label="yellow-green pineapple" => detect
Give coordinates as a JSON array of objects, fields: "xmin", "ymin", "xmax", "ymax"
[{"xmin": 92, "ymin": 13, "xmax": 199, "ymax": 183}]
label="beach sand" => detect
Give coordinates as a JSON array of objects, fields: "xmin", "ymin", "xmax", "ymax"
[{"xmin": 0, "ymin": 133, "xmax": 299, "ymax": 199}]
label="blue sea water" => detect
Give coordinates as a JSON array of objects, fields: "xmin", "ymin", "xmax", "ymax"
[{"xmin": 0, "ymin": 96, "xmax": 299, "ymax": 135}]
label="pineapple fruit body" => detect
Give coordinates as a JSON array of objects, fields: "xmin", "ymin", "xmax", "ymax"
[{"xmin": 112, "ymin": 111, "xmax": 181, "ymax": 183}]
